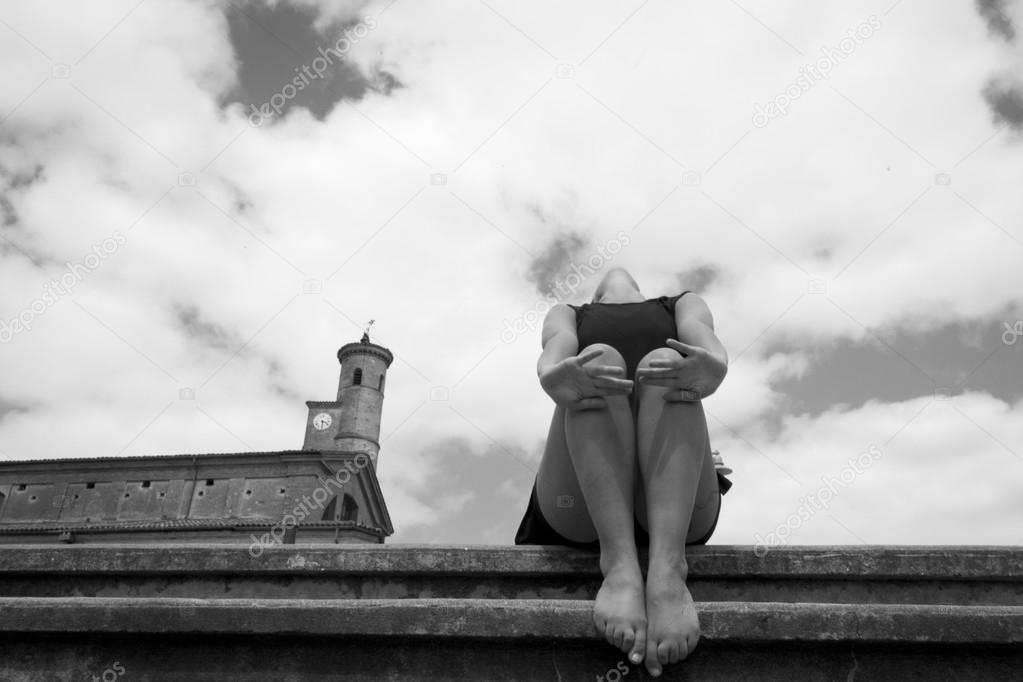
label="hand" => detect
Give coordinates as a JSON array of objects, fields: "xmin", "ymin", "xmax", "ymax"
[
  {"xmin": 539, "ymin": 347, "xmax": 634, "ymax": 411},
  {"xmin": 634, "ymin": 339, "xmax": 727, "ymax": 402}
]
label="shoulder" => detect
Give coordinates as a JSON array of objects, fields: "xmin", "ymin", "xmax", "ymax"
[
  {"xmin": 543, "ymin": 303, "xmax": 578, "ymax": 327},
  {"xmin": 674, "ymin": 292, "xmax": 714, "ymax": 326},
  {"xmin": 540, "ymin": 303, "xmax": 578, "ymax": 344}
]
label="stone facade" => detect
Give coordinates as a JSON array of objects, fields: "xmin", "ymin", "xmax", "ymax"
[{"xmin": 0, "ymin": 336, "xmax": 395, "ymax": 545}]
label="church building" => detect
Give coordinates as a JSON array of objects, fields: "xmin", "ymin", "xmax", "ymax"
[{"xmin": 0, "ymin": 334, "xmax": 394, "ymax": 546}]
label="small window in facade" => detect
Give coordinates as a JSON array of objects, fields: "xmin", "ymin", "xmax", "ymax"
[
  {"xmin": 353, "ymin": 368, "xmax": 363, "ymax": 385},
  {"xmin": 321, "ymin": 496, "xmax": 337, "ymax": 521},
  {"xmin": 340, "ymin": 494, "xmax": 358, "ymax": 522}
]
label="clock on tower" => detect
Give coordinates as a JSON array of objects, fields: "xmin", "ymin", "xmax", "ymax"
[{"xmin": 301, "ymin": 330, "xmax": 393, "ymax": 463}]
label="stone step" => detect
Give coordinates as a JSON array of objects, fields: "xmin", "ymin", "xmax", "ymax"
[
  {"xmin": 1, "ymin": 543, "xmax": 1021, "ymax": 605},
  {"xmin": 1, "ymin": 597, "xmax": 1022, "ymax": 680}
]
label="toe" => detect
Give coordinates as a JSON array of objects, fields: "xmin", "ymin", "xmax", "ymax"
[
  {"xmin": 667, "ymin": 641, "xmax": 680, "ymax": 664},
  {"xmin": 657, "ymin": 640, "xmax": 673, "ymax": 666},
  {"xmin": 682, "ymin": 632, "xmax": 698, "ymax": 659},
  {"xmin": 612, "ymin": 626, "xmax": 625, "ymax": 650},
  {"xmin": 629, "ymin": 627, "xmax": 646, "ymax": 666},
  {"xmin": 621, "ymin": 627, "xmax": 635, "ymax": 655},
  {"xmin": 645, "ymin": 639, "xmax": 661, "ymax": 677}
]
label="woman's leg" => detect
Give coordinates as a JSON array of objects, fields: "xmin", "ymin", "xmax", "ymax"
[
  {"xmin": 534, "ymin": 343, "xmax": 646, "ymax": 664},
  {"xmin": 634, "ymin": 347, "xmax": 720, "ymax": 676}
]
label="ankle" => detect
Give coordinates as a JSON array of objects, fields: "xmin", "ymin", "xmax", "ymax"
[
  {"xmin": 598, "ymin": 548, "xmax": 641, "ymax": 578},
  {"xmin": 648, "ymin": 549, "xmax": 689, "ymax": 579}
]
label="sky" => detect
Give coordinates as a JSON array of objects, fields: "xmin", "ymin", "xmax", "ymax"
[{"xmin": 1, "ymin": 0, "xmax": 1021, "ymax": 548}]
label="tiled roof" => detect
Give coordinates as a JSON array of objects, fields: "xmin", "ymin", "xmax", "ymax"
[
  {"xmin": 0, "ymin": 517, "xmax": 383, "ymax": 534},
  {"xmin": 0, "ymin": 450, "xmax": 338, "ymax": 466}
]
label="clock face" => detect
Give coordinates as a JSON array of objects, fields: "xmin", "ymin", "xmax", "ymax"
[{"xmin": 312, "ymin": 412, "xmax": 333, "ymax": 430}]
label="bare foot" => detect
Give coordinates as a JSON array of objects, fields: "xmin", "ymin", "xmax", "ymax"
[
  {"xmin": 644, "ymin": 559, "xmax": 700, "ymax": 677},
  {"xmin": 593, "ymin": 559, "xmax": 647, "ymax": 665}
]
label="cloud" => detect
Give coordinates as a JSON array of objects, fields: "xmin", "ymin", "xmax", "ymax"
[
  {"xmin": 675, "ymin": 263, "xmax": 719, "ymax": 293},
  {"xmin": 525, "ymin": 231, "xmax": 589, "ymax": 295},
  {"xmin": 1, "ymin": 0, "xmax": 1021, "ymax": 549},
  {"xmin": 222, "ymin": 0, "xmax": 401, "ymax": 124},
  {"xmin": 715, "ymin": 392, "xmax": 1023, "ymax": 546},
  {"xmin": 174, "ymin": 303, "xmax": 237, "ymax": 350},
  {"xmin": 975, "ymin": 0, "xmax": 1016, "ymax": 41},
  {"xmin": 982, "ymin": 79, "xmax": 1023, "ymax": 130}
]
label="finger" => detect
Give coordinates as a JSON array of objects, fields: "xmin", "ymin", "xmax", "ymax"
[
  {"xmin": 635, "ymin": 376, "xmax": 681, "ymax": 387},
  {"xmin": 666, "ymin": 338, "xmax": 699, "ymax": 356},
  {"xmin": 664, "ymin": 389, "xmax": 701, "ymax": 402},
  {"xmin": 582, "ymin": 364, "xmax": 626, "ymax": 377},
  {"xmin": 644, "ymin": 358, "xmax": 684, "ymax": 368},
  {"xmin": 573, "ymin": 347, "xmax": 605, "ymax": 365},
  {"xmin": 591, "ymin": 377, "xmax": 634, "ymax": 390},
  {"xmin": 635, "ymin": 367, "xmax": 678, "ymax": 379},
  {"xmin": 573, "ymin": 397, "xmax": 606, "ymax": 411}
]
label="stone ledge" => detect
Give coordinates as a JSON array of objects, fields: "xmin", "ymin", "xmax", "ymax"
[
  {"xmin": 2, "ymin": 597, "xmax": 1023, "ymax": 645},
  {"xmin": 1, "ymin": 544, "xmax": 1021, "ymax": 580}
]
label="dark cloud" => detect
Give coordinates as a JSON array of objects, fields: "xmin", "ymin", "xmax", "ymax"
[
  {"xmin": 0, "ymin": 163, "xmax": 48, "ymax": 266},
  {"xmin": 975, "ymin": 0, "xmax": 1016, "ymax": 41},
  {"xmin": 525, "ymin": 231, "xmax": 589, "ymax": 296},
  {"xmin": 222, "ymin": 1, "xmax": 402, "ymax": 124},
  {"xmin": 770, "ymin": 316, "xmax": 1023, "ymax": 418},
  {"xmin": 369, "ymin": 66, "xmax": 403, "ymax": 96},
  {"xmin": 0, "ymin": 163, "xmax": 43, "ymax": 228},
  {"xmin": 266, "ymin": 358, "xmax": 301, "ymax": 400},
  {"xmin": 982, "ymin": 79, "xmax": 1023, "ymax": 130},
  {"xmin": 393, "ymin": 435, "xmax": 535, "ymax": 544},
  {"xmin": 0, "ymin": 398, "xmax": 30, "ymax": 423},
  {"xmin": 675, "ymin": 263, "xmax": 719, "ymax": 293},
  {"xmin": 174, "ymin": 304, "xmax": 236, "ymax": 350}
]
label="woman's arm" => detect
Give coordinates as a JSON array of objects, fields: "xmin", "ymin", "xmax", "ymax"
[
  {"xmin": 537, "ymin": 304, "xmax": 580, "ymax": 378},
  {"xmin": 634, "ymin": 294, "xmax": 728, "ymax": 401},
  {"xmin": 537, "ymin": 304, "xmax": 633, "ymax": 410},
  {"xmin": 675, "ymin": 294, "xmax": 728, "ymax": 367}
]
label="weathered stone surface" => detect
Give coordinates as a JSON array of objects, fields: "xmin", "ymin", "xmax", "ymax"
[
  {"xmin": 1, "ymin": 545, "xmax": 1021, "ymax": 680},
  {"xmin": 3, "ymin": 543, "xmax": 1020, "ymax": 578},
  {"xmin": 1, "ymin": 544, "xmax": 1020, "ymax": 605},
  {"xmin": 3, "ymin": 598, "xmax": 1023, "ymax": 644},
  {"xmin": 2, "ymin": 637, "xmax": 1021, "ymax": 682}
]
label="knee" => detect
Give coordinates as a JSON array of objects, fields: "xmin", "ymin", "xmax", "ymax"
[
  {"xmin": 637, "ymin": 346, "xmax": 682, "ymax": 370},
  {"xmin": 580, "ymin": 343, "xmax": 626, "ymax": 368}
]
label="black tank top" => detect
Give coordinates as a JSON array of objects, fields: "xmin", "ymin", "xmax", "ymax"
[{"xmin": 568, "ymin": 292, "xmax": 691, "ymax": 380}]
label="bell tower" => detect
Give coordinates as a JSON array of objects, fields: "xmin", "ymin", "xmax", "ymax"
[{"xmin": 302, "ymin": 327, "xmax": 394, "ymax": 465}]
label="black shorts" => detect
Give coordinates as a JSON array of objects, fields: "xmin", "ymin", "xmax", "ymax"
[{"xmin": 513, "ymin": 471, "xmax": 732, "ymax": 550}]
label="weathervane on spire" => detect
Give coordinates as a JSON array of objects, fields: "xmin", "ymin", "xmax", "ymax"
[{"xmin": 361, "ymin": 319, "xmax": 375, "ymax": 344}]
